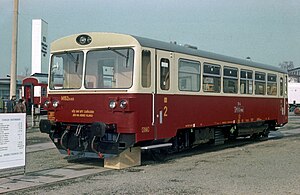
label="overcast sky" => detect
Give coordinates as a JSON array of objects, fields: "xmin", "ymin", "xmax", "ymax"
[{"xmin": 0, "ymin": 0, "xmax": 299, "ymax": 77}]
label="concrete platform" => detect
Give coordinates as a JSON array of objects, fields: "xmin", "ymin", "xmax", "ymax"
[
  {"xmin": 0, "ymin": 164, "xmax": 108, "ymax": 193},
  {"xmin": 26, "ymin": 142, "xmax": 56, "ymax": 153},
  {"xmin": 1, "ymin": 128, "xmax": 299, "ymax": 193}
]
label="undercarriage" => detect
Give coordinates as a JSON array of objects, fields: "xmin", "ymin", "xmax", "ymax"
[{"xmin": 39, "ymin": 119, "xmax": 135, "ymax": 158}]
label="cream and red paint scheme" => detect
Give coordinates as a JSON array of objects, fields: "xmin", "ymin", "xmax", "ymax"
[
  {"xmin": 40, "ymin": 33, "xmax": 288, "ymax": 158},
  {"xmin": 22, "ymin": 73, "xmax": 48, "ymax": 114}
]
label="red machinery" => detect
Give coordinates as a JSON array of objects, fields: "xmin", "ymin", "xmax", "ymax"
[{"xmin": 22, "ymin": 73, "xmax": 48, "ymax": 114}]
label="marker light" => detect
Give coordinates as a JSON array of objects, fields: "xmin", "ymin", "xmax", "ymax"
[
  {"xmin": 109, "ymin": 100, "xmax": 117, "ymax": 109},
  {"xmin": 119, "ymin": 100, "xmax": 127, "ymax": 109},
  {"xmin": 76, "ymin": 34, "xmax": 92, "ymax": 45},
  {"xmin": 52, "ymin": 100, "xmax": 59, "ymax": 108}
]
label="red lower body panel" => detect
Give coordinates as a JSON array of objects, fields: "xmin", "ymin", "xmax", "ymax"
[{"xmin": 47, "ymin": 93, "xmax": 288, "ymax": 143}]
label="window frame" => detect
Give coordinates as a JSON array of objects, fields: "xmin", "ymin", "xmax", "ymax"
[
  {"xmin": 267, "ymin": 73, "xmax": 277, "ymax": 96},
  {"xmin": 49, "ymin": 51, "xmax": 84, "ymax": 90},
  {"xmin": 141, "ymin": 50, "xmax": 151, "ymax": 88},
  {"xmin": 178, "ymin": 59, "xmax": 201, "ymax": 92},
  {"xmin": 84, "ymin": 48, "xmax": 135, "ymax": 89},
  {"xmin": 255, "ymin": 71, "xmax": 266, "ymax": 95},
  {"xmin": 223, "ymin": 66, "xmax": 238, "ymax": 94},
  {"xmin": 240, "ymin": 69, "xmax": 253, "ymax": 95},
  {"xmin": 160, "ymin": 58, "xmax": 170, "ymax": 90},
  {"xmin": 203, "ymin": 62, "xmax": 221, "ymax": 93}
]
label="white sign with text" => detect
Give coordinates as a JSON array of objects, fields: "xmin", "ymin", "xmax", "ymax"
[{"xmin": 0, "ymin": 113, "xmax": 26, "ymax": 170}]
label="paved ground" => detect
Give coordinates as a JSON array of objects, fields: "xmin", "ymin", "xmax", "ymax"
[{"xmin": 0, "ymin": 114, "xmax": 300, "ymax": 194}]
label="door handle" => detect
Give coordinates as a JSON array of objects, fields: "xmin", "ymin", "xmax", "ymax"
[{"xmin": 159, "ymin": 110, "xmax": 163, "ymax": 124}]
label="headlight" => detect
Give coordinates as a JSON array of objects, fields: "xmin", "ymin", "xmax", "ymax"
[
  {"xmin": 52, "ymin": 100, "xmax": 59, "ymax": 108},
  {"xmin": 44, "ymin": 100, "xmax": 50, "ymax": 108},
  {"xmin": 119, "ymin": 100, "xmax": 127, "ymax": 109},
  {"xmin": 109, "ymin": 100, "xmax": 117, "ymax": 109}
]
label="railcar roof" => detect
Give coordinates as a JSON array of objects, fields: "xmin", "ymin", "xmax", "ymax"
[
  {"xmin": 23, "ymin": 74, "xmax": 48, "ymax": 84},
  {"xmin": 132, "ymin": 35, "xmax": 287, "ymax": 74}
]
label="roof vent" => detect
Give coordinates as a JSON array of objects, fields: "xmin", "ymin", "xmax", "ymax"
[{"xmin": 184, "ymin": 44, "xmax": 198, "ymax": 50}]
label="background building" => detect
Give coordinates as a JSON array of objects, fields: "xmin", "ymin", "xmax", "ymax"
[
  {"xmin": 0, "ymin": 77, "xmax": 23, "ymax": 99},
  {"xmin": 0, "ymin": 77, "xmax": 23, "ymax": 112},
  {"xmin": 288, "ymin": 67, "xmax": 300, "ymax": 83}
]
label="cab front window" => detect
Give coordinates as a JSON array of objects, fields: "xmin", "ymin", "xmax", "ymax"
[
  {"xmin": 85, "ymin": 48, "xmax": 134, "ymax": 89},
  {"xmin": 49, "ymin": 51, "xmax": 84, "ymax": 90}
]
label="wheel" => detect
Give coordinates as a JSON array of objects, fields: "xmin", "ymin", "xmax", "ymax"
[
  {"xmin": 250, "ymin": 133, "xmax": 260, "ymax": 140},
  {"xmin": 260, "ymin": 130, "xmax": 269, "ymax": 141}
]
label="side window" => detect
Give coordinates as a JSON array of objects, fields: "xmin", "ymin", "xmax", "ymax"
[
  {"xmin": 178, "ymin": 59, "xmax": 200, "ymax": 92},
  {"xmin": 280, "ymin": 77, "xmax": 283, "ymax": 96},
  {"xmin": 223, "ymin": 67, "xmax": 238, "ymax": 93},
  {"xmin": 203, "ymin": 63, "xmax": 221, "ymax": 93},
  {"xmin": 41, "ymin": 87, "xmax": 47, "ymax": 97},
  {"xmin": 160, "ymin": 58, "xmax": 170, "ymax": 90},
  {"xmin": 285, "ymin": 76, "xmax": 288, "ymax": 96},
  {"xmin": 240, "ymin": 70, "xmax": 253, "ymax": 94},
  {"xmin": 267, "ymin": 74, "xmax": 277, "ymax": 95},
  {"xmin": 255, "ymin": 72, "xmax": 266, "ymax": 95},
  {"xmin": 142, "ymin": 50, "xmax": 151, "ymax": 88}
]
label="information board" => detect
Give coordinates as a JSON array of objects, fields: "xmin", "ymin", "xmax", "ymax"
[{"xmin": 0, "ymin": 113, "xmax": 26, "ymax": 171}]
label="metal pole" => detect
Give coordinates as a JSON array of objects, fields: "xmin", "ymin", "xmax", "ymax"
[
  {"xmin": 31, "ymin": 104, "xmax": 34, "ymax": 127},
  {"xmin": 10, "ymin": 0, "xmax": 19, "ymax": 99}
]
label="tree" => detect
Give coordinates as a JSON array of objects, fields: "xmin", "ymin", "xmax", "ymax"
[
  {"xmin": 279, "ymin": 61, "xmax": 294, "ymax": 71},
  {"xmin": 23, "ymin": 66, "xmax": 30, "ymax": 76}
]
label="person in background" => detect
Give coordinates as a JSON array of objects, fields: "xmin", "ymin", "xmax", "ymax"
[
  {"xmin": 14, "ymin": 99, "xmax": 26, "ymax": 113},
  {"xmin": 10, "ymin": 95, "xmax": 17, "ymax": 113}
]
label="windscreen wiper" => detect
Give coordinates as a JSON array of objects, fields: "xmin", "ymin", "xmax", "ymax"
[
  {"xmin": 108, "ymin": 47, "xmax": 129, "ymax": 67},
  {"xmin": 64, "ymin": 51, "xmax": 80, "ymax": 72}
]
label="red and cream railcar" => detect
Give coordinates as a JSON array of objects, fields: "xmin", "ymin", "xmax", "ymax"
[
  {"xmin": 22, "ymin": 73, "xmax": 48, "ymax": 114},
  {"xmin": 39, "ymin": 32, "xmax": 288, "ymax": 158}
]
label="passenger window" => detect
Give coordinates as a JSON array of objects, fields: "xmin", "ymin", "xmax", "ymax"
[
  {"xmin": 255, "ymin": 72, "xmax": 266, "ymax": 95},
  {"xmin": 203, "ymin": 63, "xmax": 221, "ymax": 93},
  {"xmin": 142, "ymin": 50, "xmax": 151, "ymax": 88},
  {"xmin": 160, "ymin": 58, "xmax": 170, "ymax": 90},
  {"xmin": 178, "ymin": 59, "xmax": 200, "ymax": 92},
  {"xmin": 280, "ymin": 77, "xmax": 283, "ymax": 96},
  {"xmin": 223, "ymin": 67, "xmax": 238, "ymax": 93},
  {"xmin": 240, "ymin": 70, "xmax": 253, "ymax": 94},
  {"xmin": 267, "ymin": 74, "xmax": 277, "ymax": 95},
  {"xmin": 285, "ymin": 76, "xmax": 288, "ymax": 96}
]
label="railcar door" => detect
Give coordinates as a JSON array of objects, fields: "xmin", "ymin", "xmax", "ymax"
[
  {"xmin": 23, "ymin": 84, "xmax": 34, "ymax": 114},
  {"xmin": 154, "ymin": 50, "xmax": 175, "ymax": 139},
  {"xmin": 278, "ymin": 74, "xmax": 288, "ymax": 125},
  {"xmin": 282, "ymin": 75, "xmax": 288, "ymax": 120}
]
